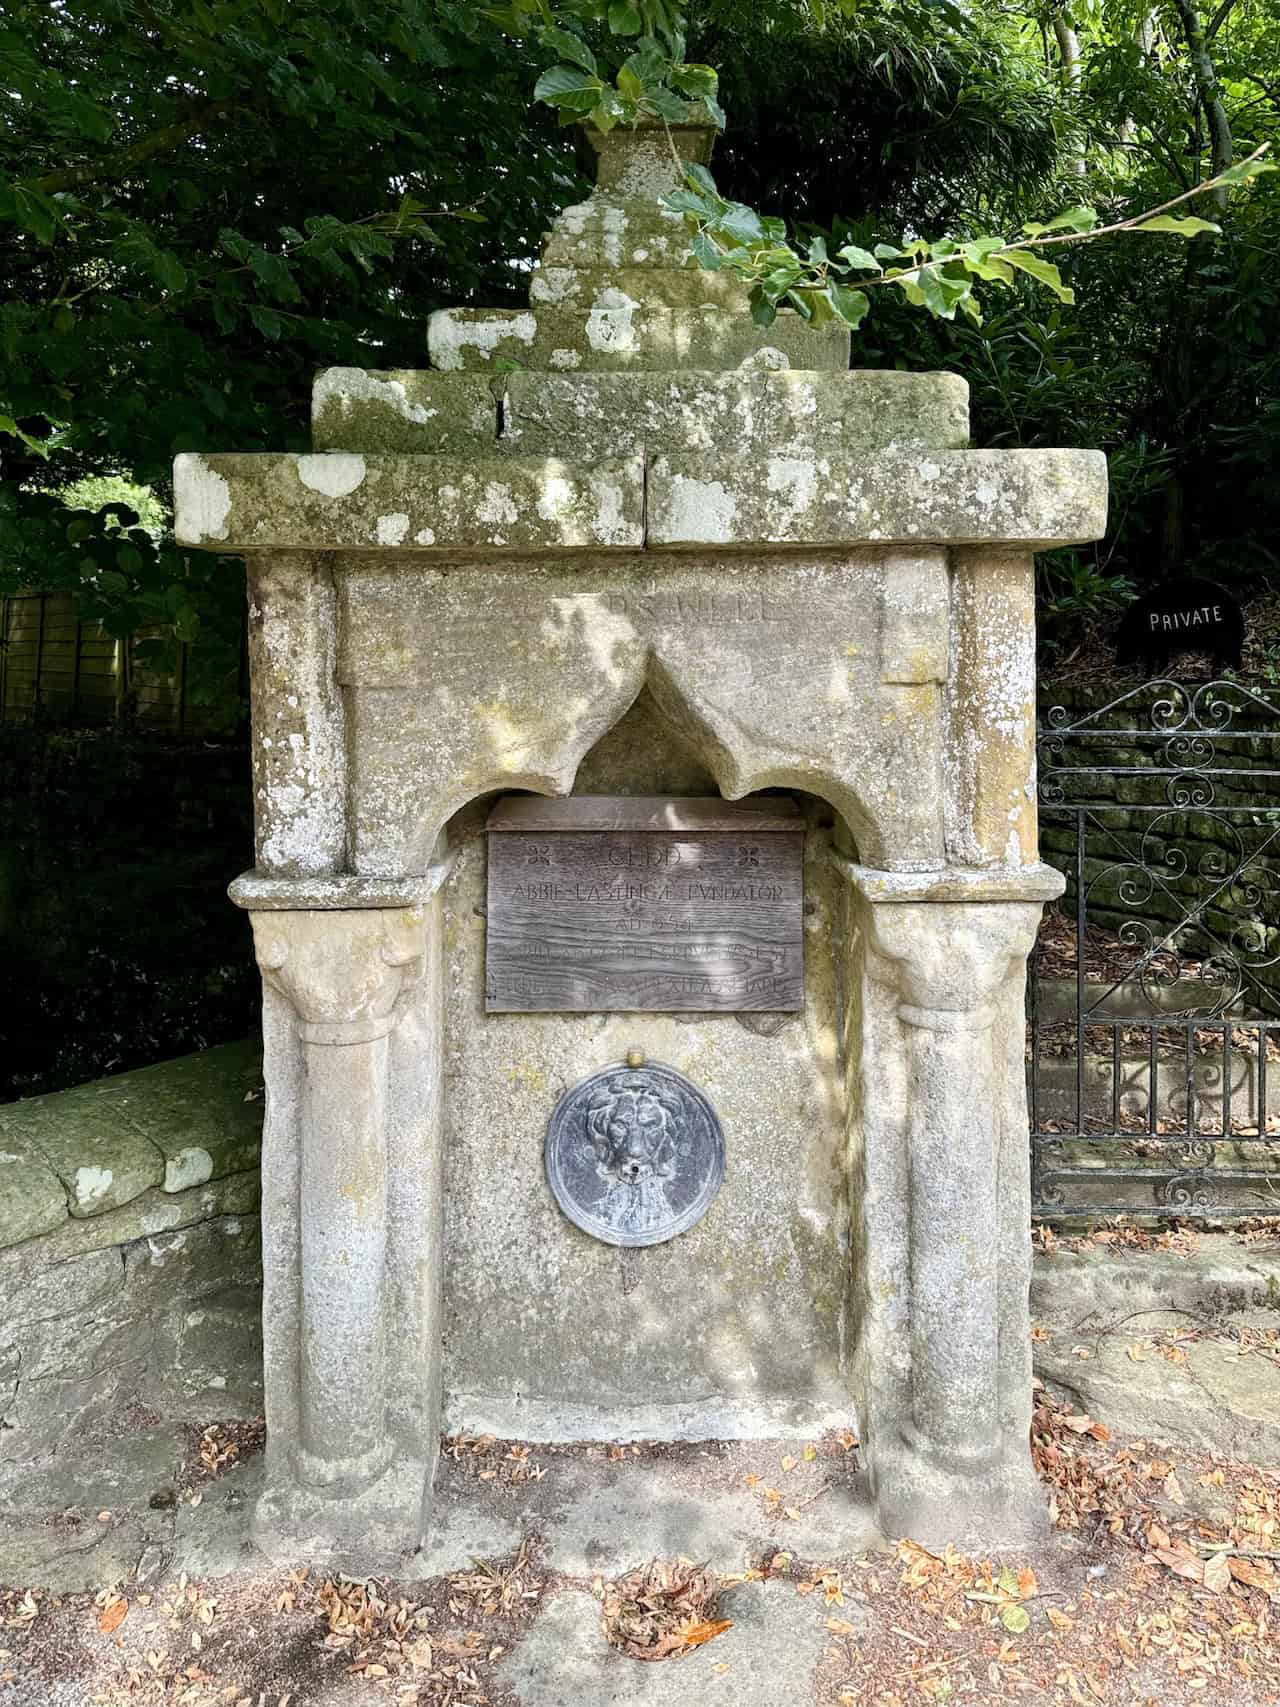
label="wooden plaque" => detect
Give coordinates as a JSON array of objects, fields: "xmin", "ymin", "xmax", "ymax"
[{"xmin": 485, "ymin": 796, "xmax": 805, "ymax": 1013}]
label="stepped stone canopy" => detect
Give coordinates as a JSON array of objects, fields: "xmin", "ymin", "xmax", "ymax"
[{"xmin": 174, "ymin": 111, "xmax": 1105, "ymax": 1571}]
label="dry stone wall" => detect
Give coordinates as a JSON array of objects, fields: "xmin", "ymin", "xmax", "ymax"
[{"xmin": 0, "ymin": 1042, "xmax": 265, "ymax": 1482}]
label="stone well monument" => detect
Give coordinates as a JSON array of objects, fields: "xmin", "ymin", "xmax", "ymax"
[{"xmin": 174, "ymin": 117, "xmax": 1106, "ymax": 1566}]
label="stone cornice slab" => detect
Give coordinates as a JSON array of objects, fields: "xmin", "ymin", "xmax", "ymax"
[
  {"xmin": 176, "ymin": 446, "xmax": 1106, "ymax": 556},
  {"xmin": 648, "ymin": 449, "xmax": 1108, "ymax": 550},
  {"xmin": 174, "ymin": 451, "xmax": 645, "ymax": 552}
]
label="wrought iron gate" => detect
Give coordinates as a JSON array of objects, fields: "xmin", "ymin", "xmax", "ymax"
[{"xmin": 1029, "ymin": 678, "xmax": 1280, "ymax": 1218}]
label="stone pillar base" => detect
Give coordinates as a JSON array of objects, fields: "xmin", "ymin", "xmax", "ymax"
[
  {"xmin": 871, "ymin": 1435, "xmax": 1048, "ymax": 1553},
  {"xmin": 253, "ymin": 1455, "xmax": 433, "ymax": 1571}
]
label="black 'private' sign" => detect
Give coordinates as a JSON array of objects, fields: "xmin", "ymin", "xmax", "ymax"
[{"xmin": 1115, "ymin": 576, "xmax": 1246, "ymax": 674}]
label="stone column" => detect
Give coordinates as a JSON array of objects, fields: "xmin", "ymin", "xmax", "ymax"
[
  {"xmin": 945, "ymin": 548, "xmax": 1038, "ymax": 868},
  {"xmin": 245, "ymin": 553, "xmax": 347, "ymax": 877},
  {"xmin": 244, "ymin": 902, "xmax": 439, "ymax": 1564},
  {"xmin": 839, "ymin": 862, "xmax": 1064, "ymax": 1548}
]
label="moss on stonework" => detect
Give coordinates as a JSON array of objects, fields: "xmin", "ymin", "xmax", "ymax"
[
  {"xmin": 0, "ymin": 1041, "xmax": 263, "ymax": 1239},
  {"xmin": 426, "ymin": 305, "xmax": 850, "ymax": 375},
  {"xmin": 312, "ymin": 370, "xmax": 498, "ymax": 454},
  {"xmin": 498, "ymin": 369, "xmax": 970, "ymax": 460}
]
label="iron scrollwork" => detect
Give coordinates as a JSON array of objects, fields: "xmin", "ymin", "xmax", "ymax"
[{"xmin": 1030, "ymin": 679, "xmax": 1280, "ymax": 1220}]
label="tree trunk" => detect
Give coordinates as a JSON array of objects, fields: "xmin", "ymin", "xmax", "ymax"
[
  {"xmin": 1052, "ymin": 12, "xmax": 1087, "ymax": 177},
  {"xmin": 1120, "ymin": 9, "xmax": 1157, "ymax": 143},
  {"xmin": 1169, "ymin": 0, "xmax": 1233, "ymax": 208}
]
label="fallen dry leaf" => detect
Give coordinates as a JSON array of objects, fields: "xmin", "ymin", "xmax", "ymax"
[{"xmin": 97, "ymin": 1600, "xmax": 128, "ymax": 1636}]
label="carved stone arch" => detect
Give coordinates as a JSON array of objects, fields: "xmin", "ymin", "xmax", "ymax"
[
  {"xmin": 642, "ymin": 650, "xmax": 889, "ymax": 865},
  {"xmin": 389, "ymin": 639, "xmax": 896, "ymax": 878}
]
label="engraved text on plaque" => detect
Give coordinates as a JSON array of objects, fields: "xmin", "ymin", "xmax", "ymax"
[{"xmin": 485, "ymin": 796, "xmax": 804, "ymax": 1013}]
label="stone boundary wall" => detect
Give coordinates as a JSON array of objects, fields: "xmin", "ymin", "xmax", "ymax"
[{"xmin": 0, "ymin": 1044, "xmax": 265, "ymax": 1476}]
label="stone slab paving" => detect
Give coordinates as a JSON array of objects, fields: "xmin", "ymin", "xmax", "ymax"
[
  {"xmin": 1034, "ymin": 1306, "xmax": 1280, "ymax": 1466},
  {"xmin": 503, "ymin": 1584, "xmax": 831, "ymax": 1707}
]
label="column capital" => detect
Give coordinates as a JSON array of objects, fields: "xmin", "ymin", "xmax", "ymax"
[
  {"xmin": 251, "ymin": 907, "xmax": 426, "ymax": 1044},
  {"xmin": 837, "ymin": 860, "xmax": 1057, "ymax": 1029}
]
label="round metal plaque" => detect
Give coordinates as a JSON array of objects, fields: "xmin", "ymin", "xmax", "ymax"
[{"xmin": 545, "ymin": 1059, "xmax": 726, "ymax": 1248}]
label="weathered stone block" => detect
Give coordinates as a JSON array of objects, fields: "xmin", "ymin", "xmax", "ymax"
[
  {"xmin": 542, "ymin": 215, "xmax": 694, "ymax": 271},
  {"xmin": 766, "ymin": 369, "xmax": 969, "ymax": 453},
  {"xmin": 144, "ymin": 1283, "xmax": 264, "ymax": 1420},
  {"xmin": 0, "ymin": 1042, "xmax": 263, "ymax": 1235},
  {"xmin": 0, "ymin": 1132, "xmax": 67, "ymax": 1249},
  {"xmin": 311, "ymin": 369, "xmax": 498, "ymax": 454},
  {"xmin": 426, "ymin": 304, "xmax": 850, "ymax": 373},
  {"xmin": 174, "ymin": 451, "xmax": 645, "ymax": 552},
  {"xmin": 121, "ymin": 1213, "xmax": 262, "ymax": 1313},
  {"xmin": 1, "ymin": 1090, "xmax": 163, "ymax": 1219},
  {"xmin": 497, "ymin": 368, "xmax": 970, "ymax": 461},
  {"xmin": 647, "ymin": 448, "xmax": 1108, "ymax": 549},
  {"xmin": 529, "ymin": 264, "xmax": 752, "ymax": 311},
  {"xmin": 0, "ymin": 1170, "xmax": 260, "ymax": 1267}
]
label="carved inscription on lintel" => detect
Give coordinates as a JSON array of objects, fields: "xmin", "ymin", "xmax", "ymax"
[{"xmin": 485, "ymin": 796, "xmax": 804, "ymax": 1014}]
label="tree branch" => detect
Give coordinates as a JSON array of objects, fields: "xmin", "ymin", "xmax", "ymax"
[
  {"xmin": 1169, "ymin": 0, "xmax": 1233, "ymax": 208},
  {"xmin": 31, "ymin": 99, "xmax": 238, "ymax": 196},
  {"xmin": 1205, "ymin": 0, "xmax": 1241, "ymax": 42}
]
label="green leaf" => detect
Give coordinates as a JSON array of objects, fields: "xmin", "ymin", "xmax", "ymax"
[
  {"xmin": 1217, "ymin": 154, "xmax": 1277, "ymax": 185},
  {"xmin": 749, "ymin": 287, "xmax": 778, "ymax": 326},
  {"xmin": 685, "ymin": 163, "xmax": 719, "ymax": 197},
  {"xmin": 1023, "ymin": 206, "xmax": 1098, "ymax": 237},
  {"xmin": 691, "ymin": 231, "xmax": 722, "ymax": 270},
  {"xmin": 1000, "ymin": 1603, "xmax": 1031, "ymax": 1635},
  {"xmin": 537, "ymin": 25, "xmax": 596, "ymax": 74},
  {"xmin": 836, "ymin": 243, "xmax": 879, "ymax": 271},
  {"xmin": 616, "ymin": 64, "xmax": 645, "ymax": 100},
  {"xmin": 1136, "ymin": 214, "xmax": 1221, "ymax": 237},
  {"xmin": 13, "ymin": 184, "xmax": 57, "ymax": 242},
  {"xmin": 670, "ymin": 62, "xmax": 718, "ymax": 99},
  {"xmin": 959, "ymin": 242, "xmax": 1013, "ymax": 284},
  {"xmin": 874, "ymin": 242, "xmax": 909, "ymax": 261},
  {"xmin": 248, "ymin": 304, "xmax": 285, "ymax": 340},
  {"xmin": 663, "ymin": 187, "xmax": 713, "ymax": 217},
  {"xmin": 913, "ymin": 264, "xmax": 972, "ymax": 319},
  {"xmin": 533, "ymin": 65, "xmax": 603, "ymax": 106},
  {"xmin": 829, "ymin": 282, "xmax": 870, "ymax": 330},
  {"xmin": 1001, "ymin": 248, "xmax": 1075, "ymax": 303},
  {"xmin": 717, "ymin": 202, "xmax": 765, "ymax": 245},
  {"xmin": 155, "ymin": 249, "xmax": 188, "ymax": 293},
  {"xmin": 645, "ymin": 86, "xmax": 690, "ymax": 122},
  {"xmin": 248, "ymin": 247, "xmax": 299, "ymax": 301},
  {"xmin": 608, "ymin": 0, "xmax": 643, "ymax": 31}
]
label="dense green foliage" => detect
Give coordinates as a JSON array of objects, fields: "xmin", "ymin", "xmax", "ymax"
[
  {"xmin": 1, "ymin": 1, "xmax": 580, "ymax": 717},
  {"xmin": 3, "ymin": 0, "xmax": 1279, "ymax": 685}
]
